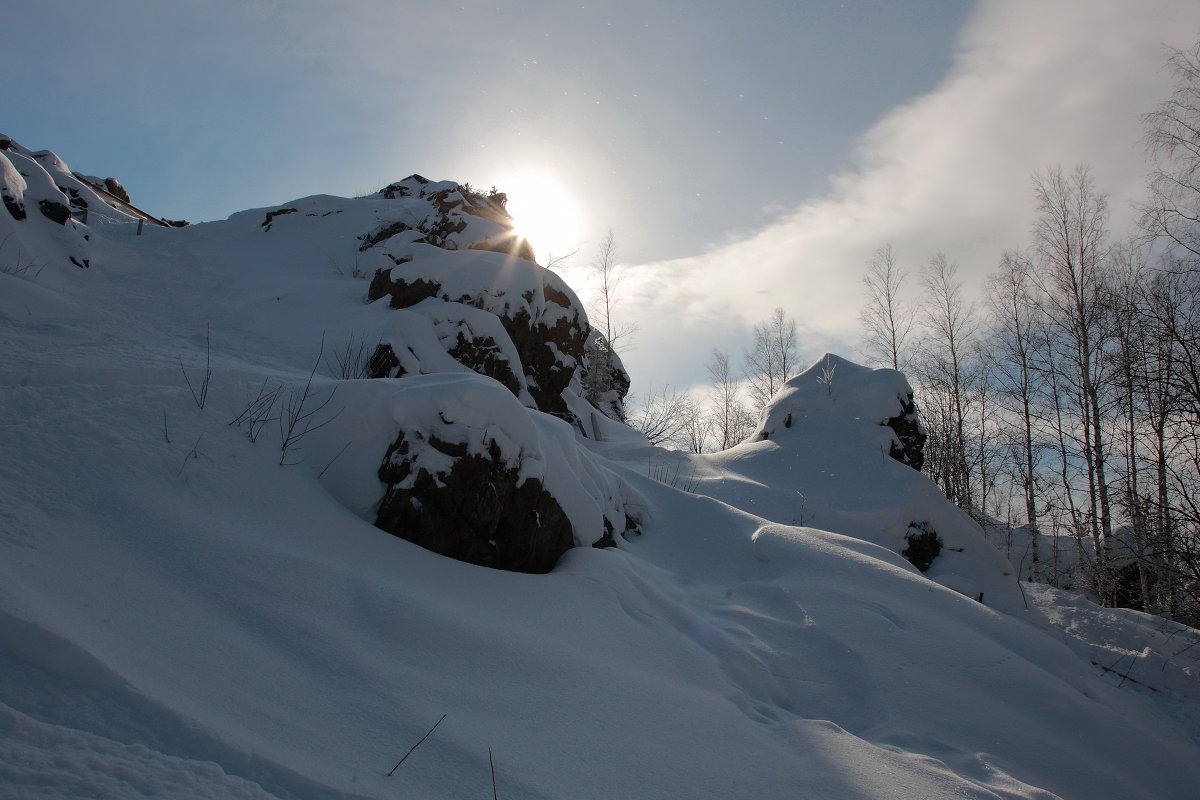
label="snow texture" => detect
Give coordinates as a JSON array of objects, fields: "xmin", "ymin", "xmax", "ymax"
[{"xmin": 1, "ymin": 139, "xmax": 1198, "ymax": 799}]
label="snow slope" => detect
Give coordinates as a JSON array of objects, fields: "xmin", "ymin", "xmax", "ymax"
[{"xmin": 2, "ymin": 141, "xmax": 1198, "ymax": 799}]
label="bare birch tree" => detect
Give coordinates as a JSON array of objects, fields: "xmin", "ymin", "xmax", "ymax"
[
  {"xmin": 744, "ymin": 307, "xmax": 799, "ymax": 411},
  {"xmin": 913, "ymin": 252, "xmax": 979, "ymax": 511},
  {"xmin": 582, "ymin": 230, "xmax": 637, "ymax": 421},
  {"xmin": 1142, "ymin": 40, "xmax": 1200, "ymax": 269},
  {"xmin": 859, "ymin": 243, "xmax": 914, "ymax": 371},
  {"xmin": 986, "ymin": 250, "xmax": 1047, "ymax": 579},
  {"xmin": 1030, "ymin": 164, "xmax": 1117, "ymax": 604},
  {"xmin": 706, "ymin": 348, "xmax": 755, "ymax": 450}
]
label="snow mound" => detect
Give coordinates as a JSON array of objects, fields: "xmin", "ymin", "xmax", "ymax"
[
  {"xmin": 752, "ymin": 352, "xmax": 926, "ymax": 467},
  {"xmin": 1027, "ymin": 583, "xmax": 1200, "ymax": 743},
  {"xmin": 701, "ymin": 353, "xmax": 1022, "ymax": 614},
  {"xmin": 298, "ymin": 374, "xmax": 637, "ymax": 572}
]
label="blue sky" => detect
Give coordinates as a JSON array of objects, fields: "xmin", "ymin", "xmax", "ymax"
[
  {"xmin": 7, "ymin": 1, "xmax": 1200, "ymax": 395},
  {"xmin": 7, "ymin": 1, "xmax": 967, "ymax": 260}
]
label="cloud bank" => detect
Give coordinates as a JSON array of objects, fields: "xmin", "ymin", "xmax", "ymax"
[{"xmin": 618, "ymin": 0, "xmax": 1200, "ymax": 394}]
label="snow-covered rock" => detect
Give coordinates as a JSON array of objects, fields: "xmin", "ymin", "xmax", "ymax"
[
  {"xmin": 367, "ymin": 245, "xmax": 591, "ymax": 421},
  {"xmin": 371, "ymin": 373, "xmax": 634, "ymax": 572},
  {"xmin": 752, "ymin": 352, "xmax": 926, "ymax": 469},
  {"xmin": 576, "ymin": 329, "xmax": 632, "ymax": 422},
  {"xmin": 705, "ymin": 352, "xmax": 1020, "ymax": 613},
  {"xmin": 366, "ymin": 174, "xmax": 533, "ymax": 260},
  {"xmin": 215, "ymin": 171, "xmax": 630, "ymax": 571},
  {"xmin": 0, "ymin": 135, "xmax": 144, "ymax": 275}
]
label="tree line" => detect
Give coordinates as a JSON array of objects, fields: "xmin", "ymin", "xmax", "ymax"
[
  {"xmin": 621, "ymin": 40, "xmax": 1200, "ymax": 625},
  {"xmin": 587, "ymin": 41, "xmax": 1200, "ymax": 624},
  {"xmin": 855, "ymin": 41, "xmax": 1200, "ymax": 624}
]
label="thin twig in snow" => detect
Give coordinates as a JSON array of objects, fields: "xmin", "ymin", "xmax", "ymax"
[
  {"xmin": 279, "ymin": 333, "xmax": 344, "ymax": 465},
  {"xmin": 387, "ymin": 713, "xmax": 447, "ymax": 776},
  {"xmin": 180, "ymin": 324, "xmax": 213, "ymax": 409},
  {"xmin": 489, "ymin": 747, "xmax": 498, "ymax": 800},
  {"xmin": 177, "ymin": 435, "xmax": 203, "ymax": 477}
]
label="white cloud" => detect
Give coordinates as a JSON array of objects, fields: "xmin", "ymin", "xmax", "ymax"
[{"xmin": 618, "ymin": 0, "xmax": 1200, "ymax": 393}]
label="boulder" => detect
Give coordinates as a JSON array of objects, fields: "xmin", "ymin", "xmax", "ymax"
[
  {"xmin": 377, "ymin": 433, "xmax": 574, "ymax": 573},
  {"xmin": 902, "ymin": 521, "xmax": 943, "ymax": 573},
  {"xmin": 364, "ymin": 374, "xmax": 634, "ymax": 574},
  {"xmin": 103, "ymin": 177, "xmax": 130, "ymax": 204},
  {"xmin": 38, "ymin": 199, "xmax": 70, "ymax": 225}
]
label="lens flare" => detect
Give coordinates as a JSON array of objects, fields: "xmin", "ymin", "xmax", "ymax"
[{"xmin": 500, "ymin": 171, "xmax": 585, "ymax": 265}]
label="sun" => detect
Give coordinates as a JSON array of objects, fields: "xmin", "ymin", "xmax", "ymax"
[{"xmin": 499, "ymin": 171, "xmax": 586, "ymax": 266}]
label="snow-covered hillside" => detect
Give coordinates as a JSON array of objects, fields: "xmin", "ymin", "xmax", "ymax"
[{"xmin": 2, "ymin": 137, "xmax": 1198, "ymax": 799}]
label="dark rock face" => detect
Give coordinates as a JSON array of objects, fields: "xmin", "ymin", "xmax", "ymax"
[
  {"xmin": 366, "ymin": 343, "xmax": 403, "ymax": 380},
  {"xmin": 261, "ymin": 207, "xmax": 298, "ymax": 231},
  {"xmin": 885, "ymin": 393, "xmax": 926, "ymax": 472},
  {"xmin": 2, "ymin": 190, "xmax": 25, "ymax": 220},
  {"xmin": 446, "ymin": 332, "xmax": 523, "ymax": 397},
  {"xmin": 367, "ymin": 271, "xmax": 439, "ymax": 308},
  {"xmin": 38, "ymin": 199, "xmax": 71, "ymax": 225},
  {"xmin": 61, "ymin": 186, "xmax": 88, "ymax": 213},
  {"xmin": 902, "ymin": 521, "xmax": 943, "ymax": 573},
  {"xmin": 501, "ymin": 308, "xmax": 584, "ymax": 419},
  {"xmin": 359, "ymin": 220, "xmax": 414, "ymax": 251},
  {"xmin": 376, "ymin": 433, "xmax": 575, "ymax": 574}
]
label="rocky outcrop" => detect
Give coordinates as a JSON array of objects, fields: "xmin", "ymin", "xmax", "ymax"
[
  {"xmin": 103, "ymin": 177, "xmax": 130, "ymax": 204},
  {"xmin": 224, "ymin": 173, "xmax": 635, "ymax": 574},
  {"xmin": 260, "ymin": 207, "xmax": 297, "ymax": 231},
  {"xmin": 0, "ymin": 135, "xmax": 143, "ymax": 273},
  {"xmin": 2, "ymin": 188, "xmax": 25, "ymax": 220},
  {"xmin": 578, "ymin": 330, "xmax": 631, "ymax": 422},
  {"xmin": 38, "ymin": 199, "xmax": 70, "ymax": 225},
  {"xmin": 366, "ymin": 256, "xmax": 589, "ymax": 421},
  {"xmin": 445, "ymin": 329, "xmax": 524, "ymax": 398},
  {"xmin": 358, "ymin": 374, "xmax": 635, "ymax": 574},
  {"xmin": 355, "ymin": 173, "xmax": 603, "ymax": 421},
  {"xmin": 364, "ymin": 174, "xmax": 534, "ymax": 261},
  {"xmin": 376, "ymin": 432, "xmax": 575, "ymax": 573},
  {"xmin": 884, "ymin": 392, "xmax": 926, "ymax": 471}
]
